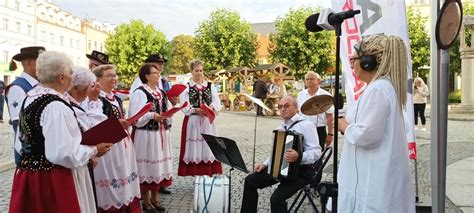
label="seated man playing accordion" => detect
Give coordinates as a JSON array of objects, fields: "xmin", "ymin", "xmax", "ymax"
[{"xmin": 241, "ymin": 96, "xmax": 322, "ymax": 213}]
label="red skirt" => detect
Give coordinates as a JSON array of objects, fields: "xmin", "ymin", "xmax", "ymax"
[
  {"xmin": 178, "ymin": 116, "xmax": 222, "ymax": 177},
  {"xmin": 9, "ymin": 167, "xmax": 81, "ymax": 213}
]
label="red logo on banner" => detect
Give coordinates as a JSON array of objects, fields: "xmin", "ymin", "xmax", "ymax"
[{"xmin": 408, "ymin": 142, "xmax": 417, "ymax": 160}]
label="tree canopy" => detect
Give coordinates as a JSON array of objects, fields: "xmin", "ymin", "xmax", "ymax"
[
  {"xmin": 269, "ymin": 7, "xmax": 335, "ymax": 80},
  {"xmin": 407, "ymin": 7, "xmax": 430, "ymax": 79},
  {"xmin": 194, "ymin": 9, "xmax": 258, "ymax": 71},
  {"xmin": 105, "ymin": 19, "xmax": 168, "ymax": 87},
  {"xmin": 169, "ymin": 35, "xmax": 195, "ymax": 74}
]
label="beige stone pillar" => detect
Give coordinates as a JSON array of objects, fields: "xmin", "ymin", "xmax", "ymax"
[{"xmin": 456, "ymin": 16, "xmax": 474, "ymax": 112}]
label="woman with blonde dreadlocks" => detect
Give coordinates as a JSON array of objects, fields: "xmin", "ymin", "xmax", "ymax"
[{"xmin": 337, "ymin": 34, "xmax": 415, "ymax": 212}]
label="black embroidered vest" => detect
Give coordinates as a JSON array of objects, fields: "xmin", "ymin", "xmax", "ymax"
[
  {"xmin": 188, "ymin": 82, "xmax": 213, "ymax": 108},
  {"xmin": 135, "ymin": 86, "xmax": 170, "ymax": 131},
  {"xmin": 99, "ymin": 95, "xmax": 125, "ymax": 119},
  {"xmin": 17, "ymin": 94, "xmax": 75, "ymax": 171}
]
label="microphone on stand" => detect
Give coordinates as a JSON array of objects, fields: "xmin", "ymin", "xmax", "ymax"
[{"xmin": 305, "ymin": 9, "xmax": 361, "ymax": 32}]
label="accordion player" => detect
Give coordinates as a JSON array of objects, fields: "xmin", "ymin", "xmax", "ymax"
[{"xmin": 267, "ymin": 129, "xmax": 304, "ymax": 180}]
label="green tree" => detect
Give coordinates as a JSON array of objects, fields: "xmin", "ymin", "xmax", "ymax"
[
  {"xmin": 169, "ymin": 35, "xmax": 195, "ymax": 74},
  {"xmin": 407, "ymin": 7, "xmax": 430, "ymax": 79},
  {"xmin": 269, "ymin": 7, "xmax": 335, "ymax": 79},
  {"xmin": 105, "ymin": 19, "xmax": 168, "ymax": 87},
  {"xmin": 194, "ymin": 9, "xmax": 258, "ymax": 71}
]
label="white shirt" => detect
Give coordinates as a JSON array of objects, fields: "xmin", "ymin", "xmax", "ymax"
[
  {"xmin": 67, "ymin": 95, "xmax": 107, "ymax": 130},
  {"xmin": 338, "ymin": 78, "xmax": 415, "ymax": 212},
  {"xmin": 6, "ymin": 72, "xmax": 38, "ymax": 121},
  {"xmin": 297, "ymin": 87, "xmax": 334, "ymax": 127},
  {"xmin": 263, "ymin": 114, "xmax": 321, "ymax": 166}
]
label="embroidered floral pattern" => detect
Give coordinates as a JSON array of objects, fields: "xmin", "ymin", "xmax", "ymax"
[
  {"xmin": 139, "ymin": 173, "xmax": 173, "ymax": 183},
  {"xmin": 136, "ymin": 157, "xmax": 172, "ymax": 164},
  {"xmin": 96, "ymin": 172, "xmax": 138, "ymax": 189}
]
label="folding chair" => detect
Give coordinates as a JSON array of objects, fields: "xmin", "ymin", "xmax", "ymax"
[{"xmin": 288, "ymin": 146, "xmax": 333, "ymax": 213}]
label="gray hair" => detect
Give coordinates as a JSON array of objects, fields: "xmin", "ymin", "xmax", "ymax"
[
  {"xmin": 72, "ymin": 66, "xmax": 96, "ymax": 89},
  {"xmin": 36, "ymin": 51, "xmax": 73, "ymax": 84},
  {"xmin": 305, "ymin": 71, "xmax": 321, "ymax": 80},
  {"xmin": 188, "ymin": 59, "xmax": 204, "ymax": 72},
  {"xmin": 92, "ymin": 64, "xmax": 116, "ymax": 78}
]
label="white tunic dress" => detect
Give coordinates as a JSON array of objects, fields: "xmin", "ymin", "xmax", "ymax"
[
  {"xmin": 338, "ymin": 78, "xmax": 415, "ymax": 213},
  {"xmin": 180, "ymin": 80, "xmax": 222, "ymax": 164},
  {"xmin": 67, "ymin": 95, "xmax": 108, "ymax": 213},
  {"xmin": 93, "ymin": 91, "xmax": 141, "ymax": 211},
  {"xmin": 129, "ymin": 85, "xmax": 173, "ymax": 186}
]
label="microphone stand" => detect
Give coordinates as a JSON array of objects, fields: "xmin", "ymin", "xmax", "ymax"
[{"xmin": 331, "ymin": 24, "xmax": 342, "ymax": 213}]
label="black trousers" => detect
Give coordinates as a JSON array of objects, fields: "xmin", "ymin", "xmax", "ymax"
[
  {"xmin": 241, "ymin": 166, "xmax": 313, "ymax": 213},
  {"xmin": 414, "ymin": 103, "xmax": 426, "ymax": 125},
  {"xmin": 255, "ymin": 97, "xmax": 265, "ymax": 116}
]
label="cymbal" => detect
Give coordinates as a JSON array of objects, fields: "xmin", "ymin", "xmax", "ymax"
[
  {"xmin": 243, "ymin": 93, "xmax": 273, "ymax": 113},
  {"xmin": 301, "ymin": 95, "xmax": 333, "ymax": 115}
]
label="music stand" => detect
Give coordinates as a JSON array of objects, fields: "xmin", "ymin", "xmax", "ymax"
[
  {"xmin": 242, "ymin": 93, "xmax": 273, "ymax": 171},
  {"xmin": 201, "ymin": 133, "xmax": 250, "ymax": 213}
]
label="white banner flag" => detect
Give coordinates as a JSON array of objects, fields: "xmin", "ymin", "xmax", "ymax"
[{"xmin": 331, "ymin": 0, "xmax": 417, "ymax": 159}]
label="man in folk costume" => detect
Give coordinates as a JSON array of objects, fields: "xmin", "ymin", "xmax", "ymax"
[
  {"xmin": 129, "ymin": 63, "xmax": 173, "ymax": 211},
  {"xmin": 92, "ymin": 65, "xmax": 142, "ymax": 212},
  {"xmin": 86, "ymin": 50, "xmax": 110, "ymax": 70},
  {"xmin": 178, "ymin": 59, "xmax": 223, "ymax": 176},
  {"xmin": 5, "ymin": 46, "xmax": 45, "ymax": 165}
]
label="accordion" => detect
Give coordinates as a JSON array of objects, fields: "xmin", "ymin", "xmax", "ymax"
[{"xmin": 267, "ymin": 130, "xmax": 304, "ymax": 180}]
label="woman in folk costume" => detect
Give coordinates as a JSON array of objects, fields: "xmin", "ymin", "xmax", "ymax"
[
  {"xmin": 9, "ymin": 51, "xmax": 111, "ymax": 213},
  {"xmin": 178, "ymin": 59, "xmax": 222, "ymax": 176},
  {"xmin": 67, "ymin": 66, "xmax": 109, "ymax": 212},
  {"xmin": 129, "ymin": 63, "xmax": 172, "ymax": 212},
  {"xmin": 338, "ymin": 35, "xmax": 415, "ymax": 212},
  {"xmin": 92, "ymin": 64, "xmax": 141, "ymax": 212}
]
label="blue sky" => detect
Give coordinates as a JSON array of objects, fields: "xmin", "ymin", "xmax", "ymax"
[{"xmin": 53, "ymin": 0, "xmax": 332, "ymax": 40}]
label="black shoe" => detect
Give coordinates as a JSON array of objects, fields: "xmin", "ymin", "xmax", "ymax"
[
  {"xmin": 142, "ymin": 203, "xmax": 157, "ymax": 213},
  {"xmin": 151, "ymin": 202, "xmax": 166, "ymax": 212},
  {"xmin": 159, "ymin": 188, "xmax": 171, "ymax": 194}
]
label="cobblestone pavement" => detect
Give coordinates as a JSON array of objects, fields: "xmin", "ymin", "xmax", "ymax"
[{"xmin": 0, "ymin": 111, "xmax": 473, "ymax": 212}]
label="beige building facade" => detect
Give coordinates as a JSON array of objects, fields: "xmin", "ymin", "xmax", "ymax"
[{"xmin": 0, "ymin": 0, "xmax": 113, "ymax": 84}]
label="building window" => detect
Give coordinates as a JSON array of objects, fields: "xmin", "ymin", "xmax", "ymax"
[
  {"xmin": 49, "ymin": 33, "xmax": 54, "ymax": 43},
  {"xmin": 76, "ymin": 40, "xmax": 80, "ymax": 49},
  {"xmin": 100, "ymin": 44, "xmax": 103, "ymax": 52},
  {"xmin": 14, "ymin": 0, "xmax": 19, "ymax": 10},
  {"xmin": 3, "ymin": 51, "xmax": 9, "ymax": 63},
  {"xmin": 60, "ymin": 36, "xmax": 64, "ymax": 46},
  {"xmin": 2, "ymin": 18, "xmax": 8, "ymax": 30},
  {"xmin": 88, "ymin": 40, "xmax": 91, "ymax": 50},
  {"xmin": 41, "ymin": 30, "xmax": 46, "ymax": 41},
  {"xmin": 15, "ymin": 22, "xmax": 20, "ymax": 32},
  {"xmin": 94, "ymin": 41, "xmax": 97, "ymax": 50},
  {"xmin": 69, "ymin": 38, "xmax": 73, "ymax": 48},
  {"xmin": 27, "ymin": 25, "xmax": 32, "ymax": 35}
]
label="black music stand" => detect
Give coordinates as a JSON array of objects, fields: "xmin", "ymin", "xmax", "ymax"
[{"xmin": 201, "ymin": 133, "xmax": 250, "ymax": 213}]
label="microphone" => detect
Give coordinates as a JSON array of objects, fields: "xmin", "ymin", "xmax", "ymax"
[
  {"xmin": 305, "ymin": 9, "xmax": 361, "ymax": 32},
  {"xmin": 304, "ymin": 13, "xmax": 324, "ymax": 32}
]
